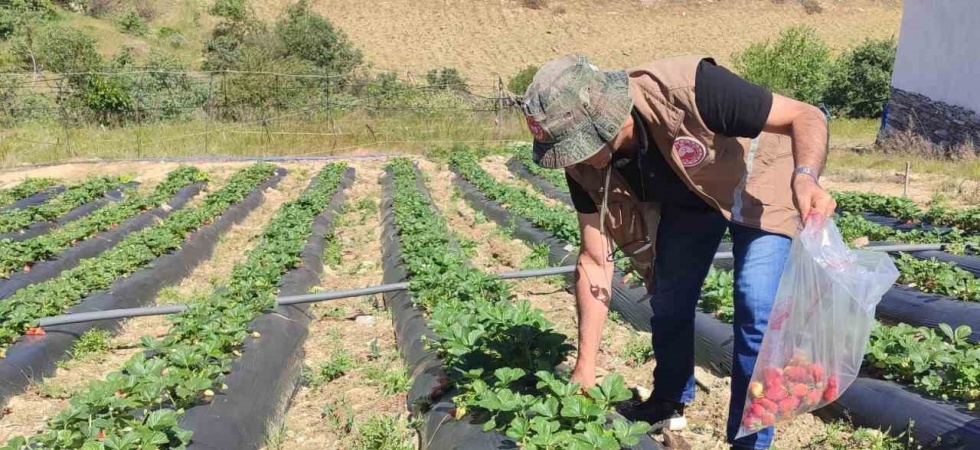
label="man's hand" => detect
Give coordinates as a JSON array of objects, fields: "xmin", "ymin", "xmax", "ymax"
[
  {"xmin": 570, "ymin": 365, "xmax": 597, "ymax": 390},
  {"xmin": 792, "ymin": 174, "xmax": 836, "ymax": 223}
]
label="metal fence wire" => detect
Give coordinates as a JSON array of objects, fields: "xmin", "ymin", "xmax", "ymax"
[{"xmin": 0, "ymin": 69, "xmax": 523, "ymax": 162}]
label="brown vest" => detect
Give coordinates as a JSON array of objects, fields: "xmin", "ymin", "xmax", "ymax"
[
  {"xmin": 565, "ymin": 164, "xmax": 660, "ymax": 291},
  {"xmin": 629, "ymin": 55, "xmax": 800, "ymax": 238},
  {"xmin": 565, "ymin": 56, "xmax": 801, "ymax": 290}
]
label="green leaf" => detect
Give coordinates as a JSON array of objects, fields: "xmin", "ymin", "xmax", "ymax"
[
  {"xmin": 145, "ymin": 409, "xmax": 178, "ymax": 430},
  {"xmin": 956, "ymin": 325, "xmax": 972, "ymax": 341},
  {"xmin": 529, "ymin": 397, "xmax": 559, "ymax": 418}
]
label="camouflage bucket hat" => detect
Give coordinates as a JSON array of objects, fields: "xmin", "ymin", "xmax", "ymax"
[{"xmin": 521, "ymin": 55, "xmax": 633, "ymax": 169}]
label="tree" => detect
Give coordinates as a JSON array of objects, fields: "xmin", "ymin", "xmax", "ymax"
[{"xmin": 274, "ymin": 0, "xmax": 362, "ymax": 77}]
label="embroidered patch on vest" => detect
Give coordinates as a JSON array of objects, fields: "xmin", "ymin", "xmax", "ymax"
[
  {"xmin": 526, "ymin": 117, "xmax": 550, "ymax": 142},
  {"xmin": 673, "ymin": 136, "xmax": 707, "ymax": 167}
]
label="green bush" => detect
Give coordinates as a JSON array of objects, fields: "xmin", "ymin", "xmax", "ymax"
[
  {"xmin": 275, "ymin": 0, "xmax": 362, "ymax": 77},
  {"xmin": 116, "ymin": 9, "xmax": 149, "ymax": 36},
  {"xmin": 0, "ymin": 0, "xmax": 58, "ymax": 39},
  {"xmin": 731, "ymin": 25, "xmax": 831, "ymax": 105},
  {"xmin": 208, "ymin": 0, "xmax": 249, "ymax": 23},
  {"xmin": 825, "ymin": 37, "xmax": 896, "ymax": 119},
  {"xmin": 507, "ymin": 65, "xmax": 538, "ymax": 95},
  {"xmin": 426, "ymin": 67, "xmax": 467, "ymax": 91},
  {"xmin": 13, "ymin": 23, "xmax": 102, "ymax": 73}
]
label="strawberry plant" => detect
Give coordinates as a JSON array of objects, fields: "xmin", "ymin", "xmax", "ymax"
[
  {"xmin": 925, "ymin": 205, "xmax": 980, "ymax": 234},
  {"xmin": 700, "ymin": 267, "xmax": 735, "ymax": 323},
  {"xmin": 512, "ymin": 143, "xmax": 569, "ymax": 190},
  {"xmin": 387, "ymin": 158, "xmax": 649, "ymax": 449},
  {"xmin": 0, "ymin": 176, "xmax": 126, "ymax": 234},
  {"xmin": 865, "ymin": 322, "xmax": 980, "ymax": 409},
  {"xmin": 1, "ymin": 163, "xmax": 349, "ymax": 450},
  {"xmin": 894, "ymin": 254, "xmax": 980, "ymax": 302},
  {"xmin": 0, "ymin": 167, "xmax": 206, "ymax": 277},
  {"xmin": 0, "ymin": 164, "xmax": 275, "ymax": 353},
  {"xmin": 833, "ymin": 190, "xmax": 980, "ymax": 234},
  {"xmin": 451, "ymin": 152, "xmax": 580, "ymax": 244},
  {"xmin": 832, "ymin": 191, "xmax": 923, "ymax": 223},
  {"xmin": 0, "ymin": 178, "xmax": 58, "ymax": 208},
  {"xmin": 835, "ymin": 212, "xmax": 978, "ymax": 254}
]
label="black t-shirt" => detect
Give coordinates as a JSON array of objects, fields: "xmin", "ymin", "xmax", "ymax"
[{"xmin": 566, "ymin": 60, "xmax": 774, "ymax": 214}]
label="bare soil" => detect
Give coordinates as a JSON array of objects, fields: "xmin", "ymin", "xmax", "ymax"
[
  {"xmin": 0, "ymin": 164, "xmax": 313, "ymax": 442},
  {"xmin": 250, "ymin": 0, "xmax": 902, "ymax": 87},
  {"xmin": 276, "ymin": 160, "xmax": 415, "ymax": 450}
]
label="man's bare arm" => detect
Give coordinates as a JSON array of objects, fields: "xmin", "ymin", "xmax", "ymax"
[
  {"xmin": 762, "ymin": 93, "xmax": 836, "ymax": 220},
  {"xmin": 570, "ymin": 211, "xmax": 615, "ymax": 389}
]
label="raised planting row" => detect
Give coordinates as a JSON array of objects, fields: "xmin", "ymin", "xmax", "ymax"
[
  {"xmin": 832, "ymin": 190, "xmax": 980, "ymax": 234},
  {"xmin": 179, "ymin": 163, "xmax": 354, "ymax": 450},
  {"xmin": 1, "ymin": 163, "xmax": 351, "ymax": 450},
  {"xmin": 0, "ymin": 176, "xmax": 125, "ymax": 235},
  {"xmin": 0, "ymin": 165, "xmax": 283, "ymax": 410},
  {"xmin": 0, "ymin": 167, "xmax": 206, "ymax": 280},
  {"xmin": 510, "ymin": 143, "xmax": 570, "ymax": 193},
  {"xmin": 474, "ymin": 152, "xmax": 980, "ymax": 447},
  {"xmin": 0, "ymin": 164, "xmax": 277, "ymax": 354},
  {"xmin": 0, "ymin": 178, "xmax": 58, "ymax": 209},
  {"xmin": 894, "ymin": 254, "xmax": 980, "ymax": 302},
  {"xmin": 835, "ymin": 212, "xmax": 979, "ymax": 254},
  {"xmin": 383, "ymin": 158, "xmax": 659, "ymax": 450}
]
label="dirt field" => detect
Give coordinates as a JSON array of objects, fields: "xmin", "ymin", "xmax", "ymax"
[{"xmin": 249, "ymin": 0, "xmax": 903, "ymax": 85}]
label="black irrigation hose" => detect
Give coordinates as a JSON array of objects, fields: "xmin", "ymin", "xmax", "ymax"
[
  {"xmin": 0, "ymin": 169, "xmax": 286, "ymax": 408},
  {"xmin": 0, "ymin": 182, "xmax": 206, "ymax": 300},
  {"xmin": 180, "ymin": 167, "xmax": 355, "ymax": 450}
]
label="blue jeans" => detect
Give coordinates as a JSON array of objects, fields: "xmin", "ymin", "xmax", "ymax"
[{"xmin": 648, "ymin": 202, "xmax": 791, "ymax": 450}]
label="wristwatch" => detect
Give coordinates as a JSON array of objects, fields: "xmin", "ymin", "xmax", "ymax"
[{"xmin": 793, "ymin": 166, "xmax": 821, "ymax": 186}]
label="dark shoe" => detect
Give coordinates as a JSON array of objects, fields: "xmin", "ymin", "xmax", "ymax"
[{"xmin": 616, "ymin": 397, "xmax": 687, "ymax": 432}]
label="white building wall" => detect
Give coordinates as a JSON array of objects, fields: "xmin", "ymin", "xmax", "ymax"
[{"xmin": 891, "ymin": 0, "xmax": 980, "ymax": 113}]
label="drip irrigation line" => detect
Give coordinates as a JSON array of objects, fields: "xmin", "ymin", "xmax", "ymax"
[{"xmin": 36, "ymin": 243, "xmax": 948, "ymax": 327}]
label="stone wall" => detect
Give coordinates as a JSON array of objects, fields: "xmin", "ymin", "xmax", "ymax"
[{"xmin": 882, "ymin": 88, "xmax": 980, "ymax": 156}]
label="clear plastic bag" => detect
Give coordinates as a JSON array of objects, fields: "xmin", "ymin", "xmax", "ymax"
[{"xmin": 735, "ymin": 215, "xmax": 898, "ymax": 439}]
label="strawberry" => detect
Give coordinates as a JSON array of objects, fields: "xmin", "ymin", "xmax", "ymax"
[
  {"xmin": 742, "ymin": 414, "xmax": 762, "ymax": 430},
  {"xmin": 760, "ymin": 411, "xmax": 776, "ymax": 426},
  {"xmin": 757, "ymin": 398, "xmax": 778, "ymax": 413},
  {"xmin": 778, "ymin": 397, "xmax": 800, "ymax": 415},
  {"xmin": 763, "ymin": 367, "xmax": 782, "ymax": 383},
  {"xmin": 784, "ymin": 366, "xmax": 810, "ymax": 383},
  {"xmin": 429, "ymin": 386, "xmax": 443, "ymax": 400},
  {"xmin": 823, "ymin": 385, "xmax": 839, "ymax": 402},
  {"xmin": 765, "ymin": 385, "xmax": 787, "ymax": 401},
  {"xmin": 791, "ymin": 383, "xmax": 809, "ymax": 398},
  {"xmin": 805, "ymin": 389, "xmax": 822, "ymax": 405},
  {"xmin": 454, "ymin": 405, "xmax": 467, "ymax": 420},
  {"xmin": 749, "ymin": 381, "xmax": 764, "ymax": 398},
  {"xmin": 827, "ymin": 376, "xmax": 838, "ymax": 389},
  {"xmin": 789, "ymin": 349, "xmax": 809, "ymax": 366},
  {"xmin": 25, "ymin": 327, "xmax": 45, "ymax": 336},
  {"xmin": 809, "ymin": 363, "xmax": 825, "ymax": 381},
  {"xmin": 96, "ymin": 430, "xmax": 106, "ymax": 441},
  {"xmin": 749, "ymin": 402, "xmax": 766, "ymax": 417}
]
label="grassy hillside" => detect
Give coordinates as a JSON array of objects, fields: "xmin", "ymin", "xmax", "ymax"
[{"xmin": 5, "ymin": 0, "xmax": 901, "ymax": 81}]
